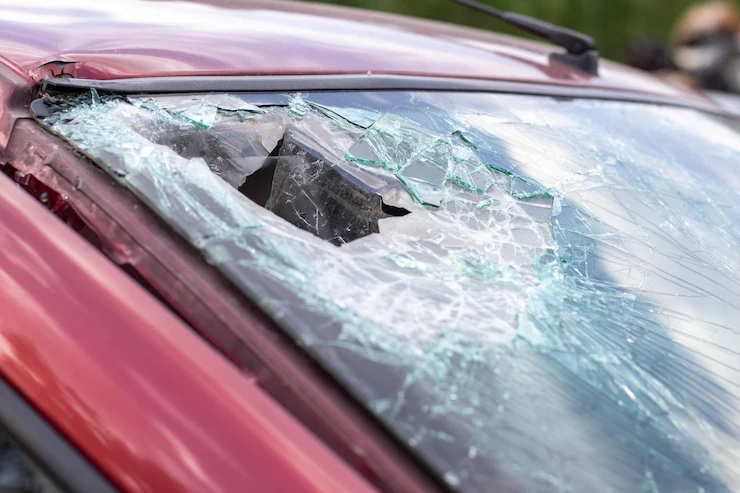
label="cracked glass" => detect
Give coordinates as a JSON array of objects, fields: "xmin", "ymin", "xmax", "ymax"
[{"xmin": 36, "ymin": 89, "xmax": 740, "ymax": 493}]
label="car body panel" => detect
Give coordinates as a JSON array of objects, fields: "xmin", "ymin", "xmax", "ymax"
[
  {"xmin": 0, "ymin": 0, "xmax": 713, "ymax": 109},
  {"xmin": 0, "ymin": 169, "xmax": 377, "ymax": 493}
]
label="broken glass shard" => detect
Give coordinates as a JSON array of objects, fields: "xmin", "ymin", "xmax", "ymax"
[
  {"xmin": 306, "ymin": 101, "xmax": 381, "ymax": 128},
  {"xmin": 288, "ymin": 93, "xmax": 311, "ymax": 118},
  {"xmin": 265, "ymin": 130, "xmax": 395, "ymax": 245},
  {"xmin": 397, "ymin": 142, "xmax": 449, "ymax": 207},
  {"xmin": 127, "ymin": 96, "xmax": 175, "ymax": 122},
  {"xmin": 475, "ymin": 197, "xmax": 500, "ymax": 209},
  {"xmin": 131, "ymin": 94, "xmax": 218, "ymax": 129},
  {"xmin": 145, "ymin": 95, "xmax": 203, "ymax": 113},
  {"xmin": 452, "ymin": 130, "xmax": 476, "ymax": 149},
  {"xmin": 128, "ymin": 93, "xmax": 264, "ymax": 129},
  {"xmin": 401, "ymin": 151, "xmax": 447, "ymax": 184},
  {"xmin": 346, "ymin": 114, "xmax": 441, "ymax": 171},
  {"xmin": 453, "ymin": 250, "xmax": 523, "ymax": 288},
  {"xmin": 202, "ymin": 94, "xmax": 265, "ymax": 113},
  {"xmin": 236, "ymin": 110, "xmax": 256, "ymax": 121},
  {"xmin": 346, "ymin": 138, "xmax": 382, "ymax": 166},
  {"xmin": 552, "ymin": 196, "xmax": 563, "ymax": 216},
  {"xmin": 510, "ymin": 176, "xmax": 549, "ymax": 199},
  {"xmin": 177, "ymin": 104, "xmax": 218, "ymax": 129},
  {"xmin": 449, "ymin": 145, "xmax": 495, "ymax": 194}
]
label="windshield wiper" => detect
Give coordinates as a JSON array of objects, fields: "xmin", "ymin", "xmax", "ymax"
[{"xmin": 448, "ymin": 0, "xmax": 599, "ymax": 75}]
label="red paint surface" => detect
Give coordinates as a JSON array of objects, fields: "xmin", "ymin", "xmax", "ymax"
[
  {"xmin": 0, "ymin": 170, "xmax": 377, "ymax": 493},
  {"xmin": 0, "ymin": 0, "xmax": 708, "ymax": 105}
]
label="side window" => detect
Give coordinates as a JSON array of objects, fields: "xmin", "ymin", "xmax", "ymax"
[{"xmin": 0, "ymin": 428, "xmax": 62, "ymax": 492}]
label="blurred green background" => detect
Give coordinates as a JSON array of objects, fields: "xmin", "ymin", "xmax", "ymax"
[{"xmin": 303, "ymin": 0, "xmax": 718, "ymax": 61}]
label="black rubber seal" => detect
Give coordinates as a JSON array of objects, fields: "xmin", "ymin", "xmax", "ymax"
[{"xmin": 0, "ymin": 378, "xmax": 119, "ymax": 493}]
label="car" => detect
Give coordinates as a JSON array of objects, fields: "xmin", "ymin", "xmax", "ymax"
[{"xmin": 0, "ymin": 0, "xmax": 739, "ymax": 492}]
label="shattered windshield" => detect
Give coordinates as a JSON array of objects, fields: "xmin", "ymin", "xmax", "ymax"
[{"xmin": 36, "ymin": 89, "xmax": 740, "ymax": 493}]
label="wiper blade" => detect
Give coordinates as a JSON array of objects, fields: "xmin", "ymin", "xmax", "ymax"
[{"xmin": 448, "ymin": 0, "xmax": 599, "ymax": 75}]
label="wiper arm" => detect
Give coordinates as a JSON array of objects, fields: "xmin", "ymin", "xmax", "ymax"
[{"xmin": 448, "ymin": 0, "xmax": 599, "ymax": 75}]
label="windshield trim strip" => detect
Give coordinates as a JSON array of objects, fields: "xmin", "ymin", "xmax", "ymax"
[{"xmin": 42, "ymin": 74, "xmax": 725, "ymax": 115}]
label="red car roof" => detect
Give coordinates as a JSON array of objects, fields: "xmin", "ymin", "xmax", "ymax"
[{"xmin": 0, "ymin": 0, "xmax": 713, "ymax": 108}]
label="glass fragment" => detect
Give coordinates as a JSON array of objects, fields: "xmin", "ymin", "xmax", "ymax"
[
  {"xmin": 288, "ymin": 93, "xmax": 311, "ymax": 118},
  {"xmin": 202, "ymin": 93, "xmax": 265, "ymax": 113},
  {"xmin": 449, "ymin": 145, "xmax": 495, "ymax": 193},
  {"xmin": 307, "ymin": 101, "xmax": 381, "ymax": 128},
  {"xmin": 346, "ymin": 114, "xmax": 441, "ymax": 170}
]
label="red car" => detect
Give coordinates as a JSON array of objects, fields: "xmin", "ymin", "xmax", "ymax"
[{"xmin": 1, "ymin": 1, "xmax": 739, "ymax": 492}]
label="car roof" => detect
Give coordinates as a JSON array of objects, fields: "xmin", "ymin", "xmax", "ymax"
[{"xmin": 0, "ymin": 0, "xmax": 716, "ymax": 110}]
